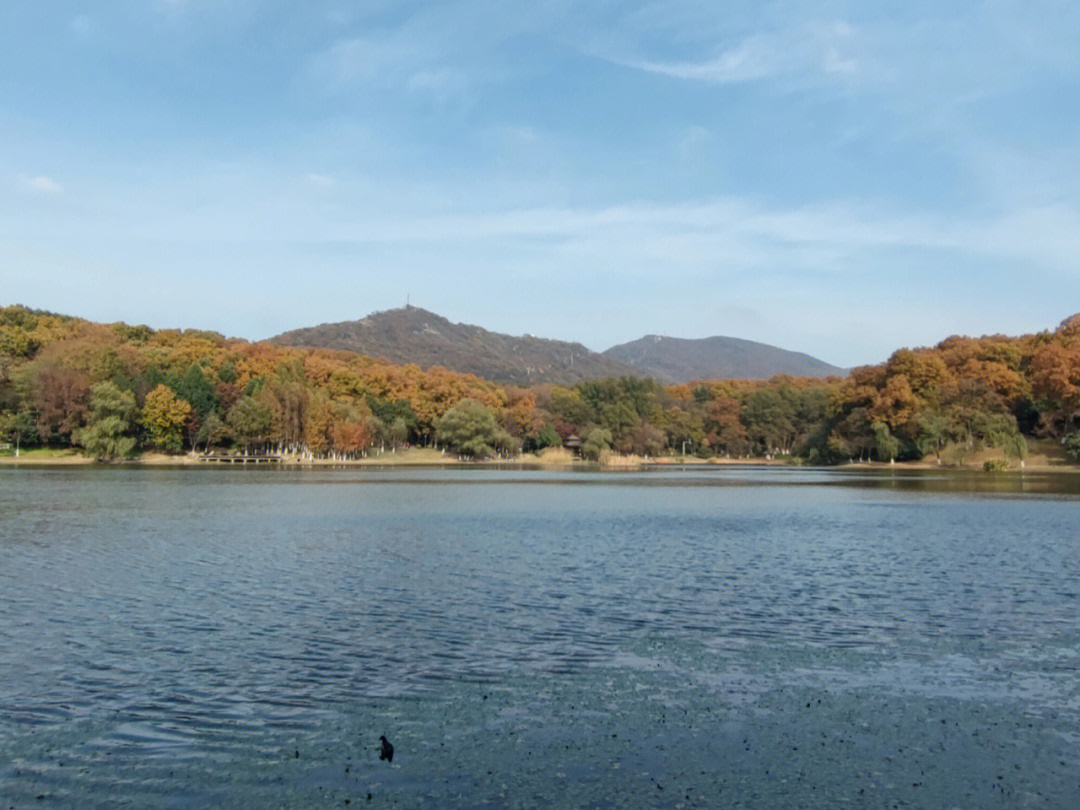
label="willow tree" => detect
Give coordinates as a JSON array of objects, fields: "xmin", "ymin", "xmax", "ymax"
[
  {"xmin": 435, "ymin": 399, "xmax": 506, "ymax": 459},
  {"xmin": 77, "ymin": 381, "xmax": 139, "ymax": 459}
]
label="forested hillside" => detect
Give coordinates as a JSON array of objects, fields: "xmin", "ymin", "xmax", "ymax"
[
  {"xmin": 2, "ymin": 304, "xmax": 1079, "ymax": 465},
  {"xmin": 602, "ymin": 334, "xmax": 843, "ymax": 381},
  {"xmin": 271, "ymin": 306, "xmax": 634, "ymax": 385},
  {"xmin": 272, "ymin": 306, "xmax": 842, "ymax": 385}
]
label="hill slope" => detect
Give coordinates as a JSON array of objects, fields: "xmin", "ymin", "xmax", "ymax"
[
  {"xmin": 270, "ymin": 307, "xmax": 634, "ymax": 386},
  {"xmin": 602, "ymin": 334, "xmax": 844, "ymax": 382}
]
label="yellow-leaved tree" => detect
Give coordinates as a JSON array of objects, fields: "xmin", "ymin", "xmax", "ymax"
[{"xmin": 142, "ymin": 384, "xmax": 192, "ymax": 453}]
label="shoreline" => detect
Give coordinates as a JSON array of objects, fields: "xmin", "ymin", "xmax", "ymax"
[
  {"xmin": 0, "ymin": 451, "xmax": 773, "ymax": 469},
  {"xmin": 1, "ymin": 449, "xmax": 1075, "ymax": 473}
]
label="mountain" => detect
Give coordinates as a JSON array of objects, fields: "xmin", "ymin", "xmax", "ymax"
[
  {"xmin": 602, "ymin": 334, "xmax": 844, "ymax": 383},
  {"xmin": 270, "ymin": 307, "xmax": 635, "ymax": 386},
  {"xmin": 271, "ymin": 308, "xmax": 844, "ymax": 385}
]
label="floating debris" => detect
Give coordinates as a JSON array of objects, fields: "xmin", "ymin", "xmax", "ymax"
[{"xmin": 379, "ymin": 735, "xmax": 394, "ymax": 763}]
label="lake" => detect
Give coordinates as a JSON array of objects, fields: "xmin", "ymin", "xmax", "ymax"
[{"xmin": 2, "ymin": 465, "xmax": 1079, "ymax": 808}]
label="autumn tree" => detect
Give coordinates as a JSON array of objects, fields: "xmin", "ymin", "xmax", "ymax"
[
  {"xmin": 214, "ymin": 380, "xmax": 242, "ymax": 414},
  {"xmin": 884, "ymin": 349, "xmax": 948, "ymax": 398},
  {"xmin": 870, "ymin": 374, "xmax": 920, "ymax": 437},
  {"xmin": 1030, "ymin": 343, "xmax": 1080, "ymax": 435},
  {"xmin": 31, "ymin": 366, "xmax": 91, "ymax": 444},
  {"xmin": 303, "ymin": 393, "xmax": 334, "ymax": 455},
  {"xmin": 142, "ymin": 384, "xmax": 192, "ymax": 453},
  {"xmin": 259, "ymin": 376, "xmax": 308, "ymax": 450},
  {"xmin": 958, "ymin": 358, "xmax": 1026, "ymax": 405},
  {"xmin": 704, "ymin": 396, "xmax": 750, "ymax": 457},
  {"xmin": 503, "ymin": 388, "xmax": 544, "ymax": 440},
  {"xmin": 0, "ymin": 306, "xmax": 43, "ymax": 360},
  {"xmin": 621, "ymin": 423, "xmax": 666, "ymax": 456},
  {"xmin": 330, "ymin": 420, "xmax": 370, "ymax": 457}
]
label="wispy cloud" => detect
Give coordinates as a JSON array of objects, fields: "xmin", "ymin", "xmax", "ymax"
[
  {"xmin": 308, "ymin": 33, "xmax": 477, "ymax": 103},
  {"xmin": 90, "ymin": 186, "xmax": 1072, "ymax": 275},
  {"xmin": 586, "ymin": 18, "xmax": 859, "ymax": 85},
  {"xmin": 19, "ymin": 175, "xmax": 63, "ymax": 195},
  {"xmin": 305, "ymin": 1, "xmax": 570, "ymax": 97},
  {"xmin": 617, "ymin": 37, "xmax": 784, "ymax": 83},
  {"xmin": 250, "ymin": 195, "xmax": 1071, "ymax": 289},
  {"xmin": 581, "ymin": 30, "xmax": 757, "ymax": 83}
]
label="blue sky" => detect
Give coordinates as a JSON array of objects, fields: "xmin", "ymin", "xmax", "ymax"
[{"xmin": 3, "ymin": 1, "xmax": 1079, "ymax": 367}]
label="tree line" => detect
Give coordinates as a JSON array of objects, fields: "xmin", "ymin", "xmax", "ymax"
[{"xmin": 3, "ymin": 305, "xmax": 1080, "ymax": 464}]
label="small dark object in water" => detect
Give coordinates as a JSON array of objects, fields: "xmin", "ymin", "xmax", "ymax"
[
  {"xmin": 379, "ymin": 735, "xmax": 394, "ymax": 763},
  {"xmin": 294, "ymin": 750, "xmax": 299, "ymax": 759}
]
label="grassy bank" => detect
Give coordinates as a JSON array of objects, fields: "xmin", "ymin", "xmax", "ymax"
[{"xmin": 0, "ymin": 447, "xmax": 93, "ymax": 464}]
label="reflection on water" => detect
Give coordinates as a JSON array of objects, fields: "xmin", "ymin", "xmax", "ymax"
[{"xmin": 2, "ymin": 466, "xmax": 1079, "ymax": 808}]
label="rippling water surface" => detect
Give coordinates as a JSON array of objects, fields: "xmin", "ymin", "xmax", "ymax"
[{"xmin": 2, "ymin": 466, "xmax": 1080, "ymax": 808}]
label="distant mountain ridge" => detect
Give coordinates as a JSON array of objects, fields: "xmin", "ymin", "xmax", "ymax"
[
  {"xmin": 270, "ymin": 307, "xmax": 844, "ymax": 385},
  {"xmin": 602, "ymin": 334, "xmax": 844, "ymax": 383},
  {"xmin": 270, "ymin": 307, "xmax": 634, "ymax": 386}
]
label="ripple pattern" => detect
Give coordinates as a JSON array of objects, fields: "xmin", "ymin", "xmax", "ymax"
[{"xmin": 2, "ymin": 466, "xmax": 1080, "ymax": 807}]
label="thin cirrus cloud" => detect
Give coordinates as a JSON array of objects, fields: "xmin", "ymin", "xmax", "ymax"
[
  {"xmin": 67, "ymin": 183, "xmax": 1070, "ymax": 277},
  {"xmin": 329, "ymin": 200, "xmax": 1079, "ymax": 272},
  {"xmin": 599, "ymin": 35, "xmax": 797, "ymax": 83},
  {"xmin": 306, "ymin": 34, "xmax": 475, "ymax": 102},
  {"xmin": 8, "ymin": 150, "xmax": 1073, "ymax": 276},
  {"xmin": 583, "ymin": 19, "xmax": 859, "ymax": 85}
]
